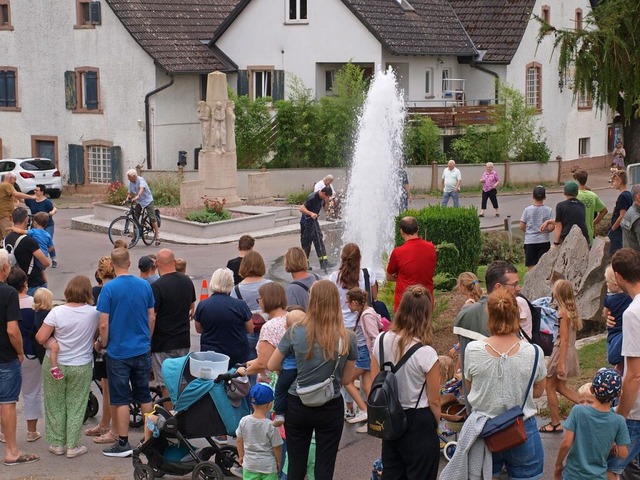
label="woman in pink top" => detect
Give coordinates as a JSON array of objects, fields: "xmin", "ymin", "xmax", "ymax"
[{"xmin": 479, "ymin": 162, "xmax": 500, "ymax": 217}]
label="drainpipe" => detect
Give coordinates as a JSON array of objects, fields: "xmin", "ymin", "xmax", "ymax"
[{"xmin": 144, "ymin": 75, "xmax": 175, "ymax": 170}]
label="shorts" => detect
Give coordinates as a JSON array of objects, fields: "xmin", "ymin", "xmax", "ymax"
[
  {"xmin": 524, "ymin": 242, "xmax": 550, "ymax": 267},
  {"xmin": 136, "ymin": 202, "xmax": 157, "ymax": 225},
  {"xmin": 151, "ymin": 348, "xmax": 190, "ymax": 386},
  {"xmin": 242, "ymin": 471, "xmax": 278, "ymax": 480},
  {"xmin": 0, "ymin": 359, "xmax": 22, "ymax": 404},
  {"xmin": 106, "ymin": 353, "xmax": 152, "ymax": 406},
  {"xmin": 608, "ymin": 419, "xmax": 640, "ymax": 474},
  {"xmin": 355, "ymin": 344, "xmax": 371, "ymax": 371},
  {"xmin": 492, "ymin": 416, "xmax": 543, "ymax": 480}
]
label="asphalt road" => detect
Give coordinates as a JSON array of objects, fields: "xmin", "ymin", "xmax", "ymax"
[{"xmin": 7, "ymin": 182, "xmax": 622, "ymax": 479}]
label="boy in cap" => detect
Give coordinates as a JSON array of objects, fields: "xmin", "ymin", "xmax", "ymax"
[
  {"xmin": 520, "ymin": 185, "xmax": 555, "ymax": 270},
  {"xmin": 555, "ymin": 368, "xmax": 629, "ymax": 480},
  {"xmin": 236, "ymin": 384, "xmax": 283, "ymax": 479},
  {"xmin": 541, "ymin": 180, "xmax": 590, "ymax": 246},
  {"xmin": 138, "ymin": 255, "xmax": 159, "ymax": 284}
]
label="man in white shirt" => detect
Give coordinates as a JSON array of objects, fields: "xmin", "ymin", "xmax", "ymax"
[
  {"xmin": 609, "ymin": 248, "xmax": 640, "ymax": 476},
  {"xmin": 441, "ymin": 160, "xmax": 462, "ymax": 207}
]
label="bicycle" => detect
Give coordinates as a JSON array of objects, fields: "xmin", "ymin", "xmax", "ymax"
[{"xmin": 108, "ymin": 201, "xmax": 161, "ymax": 248}]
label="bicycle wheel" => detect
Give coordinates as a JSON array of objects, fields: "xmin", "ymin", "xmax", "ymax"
[
  {"xmin": 140, "ymin": 214, "xmax": 157, "ymax": 246},
  {"xmin": 108, "ymin": 216, "xmax": 140, "ymax": 247}
]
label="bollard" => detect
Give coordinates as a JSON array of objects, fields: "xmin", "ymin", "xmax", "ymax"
[{"xmin": 504, "ymin": 215, "xmax": 513, "ymax": 244}]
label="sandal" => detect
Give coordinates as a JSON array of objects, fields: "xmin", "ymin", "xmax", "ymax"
[
  {"xmin": 26, "ymin": 431, "xmax": 41, "ymax": 442},
  {"xmin": 478, "ymin": 214, "xmax": 485, "ymax": 218},
  {"xmin": 84, "ymin": 425, "xmax": 109, "ymax": 437},
  {"xmin": 94, "ymin": 431, "xmax": 118, "ymax": 444},
  {"xmin": 538, "ymin": 422, "xmax": 563, "ymax": 433},
  {"xmin": 4, "ymin": 452, "xmax": 40, "ymax": 466},
  {"xmin": 50, "ymin": 367, "xmax": 64, "ymax": 380},
  {"xmin": 155, "ymin": 240, "xmax": 161, "ymax": 246}
]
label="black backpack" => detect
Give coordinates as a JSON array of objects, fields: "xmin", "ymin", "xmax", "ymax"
[
  {"xmin": 366, "ymin": 332, "xmax": 424, "ymax": 441},
  {"xmin": 518, "ymin": 294, "xmax": 554, "ymax": 356}
]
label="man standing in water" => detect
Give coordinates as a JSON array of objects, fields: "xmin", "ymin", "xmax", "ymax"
[{"xmin": 300, "ymin": 187, "xmax": 332, "ymax": 270}]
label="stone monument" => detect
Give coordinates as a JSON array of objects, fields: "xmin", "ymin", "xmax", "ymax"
[{"xmin": 181, "ymin": 71, "xmax": 242, "ymax": 208}]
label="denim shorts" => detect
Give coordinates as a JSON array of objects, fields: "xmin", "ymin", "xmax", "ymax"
[
  {"xmin": 106, "ymin": 353, "xmax": 152, "ymax": 406},
  {"xmin": 608, "ymin": 419, "xmax": 640, "ymax": 474},
  {"xmin": 491, "ymin": 416, "xmax": 544, "ymax": 480},
  {"xmin": 355, "ymin": 345, "xmax": 371, "ymax": 371},
  {"xmin": 0, "ymin": 359, "xmax": 22, "ymax": 404}
]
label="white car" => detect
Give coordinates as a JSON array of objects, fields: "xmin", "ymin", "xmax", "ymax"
[{"xmin": 0, "ymin": 157, "xmax": 62, "ymax": 198}]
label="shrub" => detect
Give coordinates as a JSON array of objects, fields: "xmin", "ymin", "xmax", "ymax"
[
  {"xmin": 186, "ymin": 209, "xmax": 231, "ymax": 223},
  {"xmin": 203, "ymin": 196, "xmax": 226, "ymax": 214},
  {"xmin": 233, "ymin": 94, "xmax": 273, "ymax": 168},
  {"xmin": 148, "ymin": 176, "xmax": 181, "ymax": 207},
  {"xmin": 287, "ymin": 190, "xmax": 312, "ymax": 205},
  {"xmin": 405, "ymin": 117, "xmax": 445, "ymax": 165},
  {"xmin": 395, "ymin": 206, "xmax": 481, "ymax": 281},
  {"xmin": 105, "ymin": 181, "xmax": 127, "ymax": 205},
  {"xmin": 479, "ymin": 231, "xmax": 524, "ymax": 265}
]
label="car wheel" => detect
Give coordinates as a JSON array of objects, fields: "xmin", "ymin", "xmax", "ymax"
[{"xmin": 49, "ymin": 190, "xmax": 61, "ymax": 199}]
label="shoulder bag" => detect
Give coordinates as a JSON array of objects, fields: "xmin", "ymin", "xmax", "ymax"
[{"xmin": 296, "ymin": 338, "xmax": 344, "ymax": 407}]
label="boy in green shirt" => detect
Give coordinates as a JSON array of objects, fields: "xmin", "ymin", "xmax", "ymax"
[{"xmin": 574, "ymin": 170, "xmax": 608, "ymax": 244}]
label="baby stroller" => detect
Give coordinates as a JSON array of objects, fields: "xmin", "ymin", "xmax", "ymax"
[
  {"xmin": 439, "ymin": 379, "xmax": 467, "ymax": 461},
  {"xmin": 132, "ymin": 353, "xmax": 250, "ymax": 480}
]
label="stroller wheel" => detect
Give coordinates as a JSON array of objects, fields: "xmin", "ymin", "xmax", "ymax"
[
  {"xmin": 443, "ymin": 441, "xmax": 457, "ymax": 461},
  {"xmin": 214, "ymin": 446, "xmax": 240, "ymax": 476},
  {"xmin": 192, "ymin": 461, "xmax": 224, "ymax": 480},
  {"xmin": 133, "ymin": 464, "xmax": 155, "ymax": 480},
  {"xmin": 86, "ymin": 391, "xmax": 99, "ymax": 421},
  {"xmin": 130, "ymin": 402, "xmax": 144, "ymax": 428}
]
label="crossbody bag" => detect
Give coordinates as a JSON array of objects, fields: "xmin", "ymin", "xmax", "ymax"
[{"xmin": 296, "ymin": 338, "xmax": 344, "ymax": 407}]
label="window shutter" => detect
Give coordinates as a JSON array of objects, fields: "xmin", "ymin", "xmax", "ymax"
[
  {"xmin": 84, "ymin": 71, "xmax": 98, "ymax": 110},
  {"xmin": 0, "ymin": 71, "xmax": 6, "ymax": 108},
  {"xmin": 64, "ymin": 71, "xmax": 77, "ymax": 110},
  {"xmin": 237, "ymin": 70, "xmax": 249, "ymax": 96},
  {"xmin": 68, "ymin": 144, "xmax": 85, "ymax": 185},
  {"xmin": 90, "ymin": 1, "xmax": 102, "ymax": 25},
  {"xmin": 110, "ymin": 146, "xmax": 122, "ymax": 182},
  {"xmin": 273, "ymin": 70, "xmax": 285, "ymax": 101},
  {"xmin": 5, "ymin": 71, "xmax": 15, "ymax": 107}
]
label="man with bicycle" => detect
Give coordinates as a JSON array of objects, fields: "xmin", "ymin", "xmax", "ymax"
[{"xmin": 126, "ymin": 169, "xmax": 160, "ymax": 246}]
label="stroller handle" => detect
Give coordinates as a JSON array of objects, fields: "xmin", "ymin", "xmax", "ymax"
[
  {"xmin": 156, "ymin": 396, "xmax": 171, "ymax": 405},
  {"xmin": 214, "ymin": 371, "xmax": 243, "ymax": 383}
]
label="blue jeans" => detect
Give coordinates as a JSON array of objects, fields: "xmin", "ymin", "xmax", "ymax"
[
  {"xmin": 442, "ymin": 190, "xmax": 459, "ymax": 207},
  {"xmin": 106, "ymin": 353, "xmax": 152, "ymax": 405},
  {"xmin": 492, "ymin": 416, "xmax": 544, "ymax": 480},
  {"xmin": 609, "ymin": 419, "xmax": 640, "ymax": 474},
  {"xmin": 27, "ymin": 283, "xmax": 47, "ymax": 297},
  {"xmin": 0, "ymin": 359, "xmax": 21, "ymax": 403},
  {"xmin": 45, "ymin": 224, "xmax": 56, "ymax": 258}
]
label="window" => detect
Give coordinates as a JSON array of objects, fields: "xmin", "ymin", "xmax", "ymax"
[
  {"xmin": 441, "ymin": 68, "xmax": 451, "ymax": 93},
  {"xmin": 0, "ymin": 67, "xmax": 19, "ymax": 111},
  {"xmin": 425, "ymin": 68, "xmax": 433, "ymax": 97},
  {"xmin": 577, "ymin": 90, "xmax": 592, "ymax": 109},
  {"xmin": 541, "ymin": 5, "xmax": 550, "ymax": 24},
  {"xmin": 87, "ymin": 145, "xmax": 111, "ymax": 183},
  {"xmin": 75, "ymin": 0, "xmax": 101, "ymax": 28},
  {"xmin": 249, "ymin": 67, "xmax": 273, "ymax": 99},
  {"xmin": 325, "ymin": 70, "xmax": 335, "ymax": 92},
  {"xmin": 575, "ymin": 9, "xmax": 583, "ymax": 30},
  {"xmin": 0, "ymin": 0, "xmax": 12, "ymax": 30},
  {"xmin": 65, "ymin": 67, "xmax": 101, "ymax": 112},
  {"xmin": 579, "ymin": 137, "xmax": 590, "ymax": 157},
  {"xmin": 525, "ymin": 62, "xmax": 542, "ymax": 112},
  {"xmin": 287, "ymin": 0, "xmax": 307, "ymax": 22}
]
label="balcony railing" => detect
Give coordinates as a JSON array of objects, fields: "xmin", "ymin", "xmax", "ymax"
[{"xmin": 407, "ymin": 103, "xmax": 497, "ymax": 128}]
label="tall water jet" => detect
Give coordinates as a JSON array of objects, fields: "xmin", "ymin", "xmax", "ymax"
[{"xmin": 343, "ymin": 68, "xmax": 406, "ymax": 274}]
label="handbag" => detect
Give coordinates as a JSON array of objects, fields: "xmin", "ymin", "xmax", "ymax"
[
  {"xmin": 480, "ymin": 343, "xmax": 539, "ymax": 453},
  {"xmin": 296, "ymin": 338, "xmax": 343, "ymax": 407}
]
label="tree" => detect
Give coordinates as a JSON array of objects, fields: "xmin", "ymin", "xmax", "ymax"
[{"xmin": 537, "ymin": 0, "xmax": 640, "ymax": 163}]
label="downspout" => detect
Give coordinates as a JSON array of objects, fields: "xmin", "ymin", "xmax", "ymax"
[{"xmin": 144, "ymin": 75, "xmax": 175, "ymax": 170}]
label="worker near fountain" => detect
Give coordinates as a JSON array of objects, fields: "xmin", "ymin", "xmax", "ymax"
[{"xmin": 299, "ymin": 186, "xmax": 333, "ymax": 270}]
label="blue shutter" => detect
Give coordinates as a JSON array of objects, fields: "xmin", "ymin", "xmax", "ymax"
[
  {"xmin": 90, "ymin": 1, "xmax": 101, "ymax": 24},
  {"xmin": 273, "ymin": 70, "xmax": 285, "ymax": 101},
  {"xmin": 237, "ymin": 70, "xmax": 249, "ymax": 96},
  {"xmin": 0, "ymin": 71, "xmax": 6, "ymax": 107},
  {"xmin": 68, "ymin": 144, "xmax": 85, "ymax": 185},
  {"xmin": 84, "ymin": 71, "xmax": 98, "ymax": 110},
  {"xmin": 5, "ymin": 71, "xmax": 15, "ymax": 107},
  {"xmin": 110, "ymin": 146, "xmax": 122, "ymax": 182},
  {"xmin": 64, "ymin": 71, "xmax": 77, "ymax": 110}
]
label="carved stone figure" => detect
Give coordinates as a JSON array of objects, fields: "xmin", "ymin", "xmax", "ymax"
[
  {"xmin": 197, "ymin": 101, "xmax": 212, "ymax": 151},
  {"xmin": 212, "ymin": 101, "xmax": 227, "ymax": 153},
  {"xmin": 226, "ymin": 101, "xmax": 236, "ymax": 153}
]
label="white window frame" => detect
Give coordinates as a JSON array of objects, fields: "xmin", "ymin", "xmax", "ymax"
[
  {"xmin": 249, "ymin": 68, "xmax": 273, "ymax": 100},
  {"xmin": 87, "ymin": 145, "xmax": 111, "ymax": 184},
  {"xmin": 285, "ymin": 0, "xmax": 308, "ymax": 23},
  {"xmin": 425, "ymin": 68, "xmax": 433, "ymax": 97},
  {"xmin": 441, "ymin": 68, "xmax": 451, "ymax": 94},
  {"xmin": 526, "ymin": 63, "xmax": 542, "ymax": 112},
  {"xmin": 578, "ymin": 137, "xmax": 590, "ymax": 157}
]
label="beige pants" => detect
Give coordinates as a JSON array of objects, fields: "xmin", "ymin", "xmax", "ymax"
[{"xmin": 0, "ymin": 216, "xmax": 13, "ymax": 242}]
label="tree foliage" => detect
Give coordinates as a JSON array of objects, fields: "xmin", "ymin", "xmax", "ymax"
[
  {"xmin": 232, "ymin": 93, "xmax": 272, "ymax": 168},
  {"xmin": 405, "ymin": 117, "xmax": 445, "ymax": 164}
]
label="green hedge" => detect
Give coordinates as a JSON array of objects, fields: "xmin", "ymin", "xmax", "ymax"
[{"xmin": 395, "ymin": 206, "xmax": 481, "ymax": 289}]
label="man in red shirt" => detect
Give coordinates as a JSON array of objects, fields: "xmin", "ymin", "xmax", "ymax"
[{"xmin": 386, "ymin": 216, "xmax": 437, "ymax": 311}]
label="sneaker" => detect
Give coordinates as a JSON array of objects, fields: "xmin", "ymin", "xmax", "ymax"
[
  {"xmin": 213, "ymin": 436, "xmax": 228, "ymax": 446},
  {"xmin": 344, "ymin": 409, "xmax": 355, "ymax": 421},
  {"xmin": 347, "ymin": 410, "xmax": 368, "ymax": 424},
  {"xmin": 102, "ymin": 442, "xmax": 133, "ymax": 458},
  {"xmin": 51, "ymin": 260, "xmax": 58, "ymax": 268},
  {"xmin": 356, "ymin": 424, "xmax": 368, "ymax": 434},
  {"xmin": 66, "ymin": 446, "xmax": 87, "ymax": 458},
  {"xmin": 48, "ymin": 445, "xmax": 65, "ymax": 456},
  {"xmin": 272, "ymin": 415, "xmax": 285, "ymax": 427},
  {"xmin": 229, "ymin": 465, "xmax": 243, "ymax": 478}
]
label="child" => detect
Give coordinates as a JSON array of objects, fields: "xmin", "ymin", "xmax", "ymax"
[
  {"xmin": 577, "ymin": 382, "xmax": 595, "ymax": 406},
  {"xmin": 449, "ymin": 272, "xmax": 483, "ymax": 359},
  {"xmin": 236, "ymin": 383, "xmax": 283, "ymax": 480},
  {"xmin": 12, "ymin": 212, "xmax": 54, "ymax": 282},
  {"xmin": 33, "ymin": 288, "xmax": 62, "ymax": 379},
  {"xmin": 344, "ymin": 287, "xmax": 382, "ymax": 433},
  {"xmin": 540, "ymin": 279, "xmax": 583, "ymax": 433},
  {"xmin": 555, "ymin": 369, "xmax": 629, "ymax": 480},
  {"xmin": 272, "ymin": 308, "xmax": 303, "ymax": 427},
  {"xmin": 520, "ymin": 185, "xmax": 555, "ymax": 270},
  {"xmin": 175, "ymin": 257, "xmax": 187, "ymax": 273},
  {"xmin": 112, "ymin": 239, "xmax": 128, "ymax": 250},
  {"xmin": 604, "ymin": 266, "xmax": 632, "ymax": 374}
]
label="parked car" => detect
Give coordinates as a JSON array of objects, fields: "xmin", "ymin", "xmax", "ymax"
[{"xmin": 0, "ymin": 158, "xmax": 62, "ymax": 198}]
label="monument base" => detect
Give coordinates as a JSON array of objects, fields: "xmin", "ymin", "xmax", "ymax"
[{"xmin": 181, "ymin": 150, "xmax": 242, "ymax": 208}]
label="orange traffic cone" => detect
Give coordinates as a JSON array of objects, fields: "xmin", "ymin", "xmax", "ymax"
[{"xmin": 199, "ymin": 280, "xmax": 209, "ymax": 301}]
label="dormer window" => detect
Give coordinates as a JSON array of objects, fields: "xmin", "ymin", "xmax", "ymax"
[{"xmin": 287, "ymin": 0, "xmax": 307, "ymax": 23}]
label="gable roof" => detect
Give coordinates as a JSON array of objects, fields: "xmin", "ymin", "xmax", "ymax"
[
  {"xmin": 448, "ymin": 0, "xmax": 536, "ymax": 63},
  {"xmin": 341, "ymin": 0, "xmax": 477, "ymax": 56},
  {"xmin": 106, "ymin": 0, "xmax": 240, "ymax": 73}
]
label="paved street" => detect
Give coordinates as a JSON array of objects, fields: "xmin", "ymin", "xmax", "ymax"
[{"xmin": 6, "ymin": 175, "xmax": 620, "ymax": 479}]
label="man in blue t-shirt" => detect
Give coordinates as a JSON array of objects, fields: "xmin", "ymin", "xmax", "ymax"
[
  {"xmin": 97, "ymin": 247, "xmax": 155, "ymax": 458},
  {"xmin": 299, "ymin": 186, "xmax": 332, "ymax": 269}
]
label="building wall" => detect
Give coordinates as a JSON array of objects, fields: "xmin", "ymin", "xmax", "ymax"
[{"xmin": 0, "ymin": 0, "xmax": 156, "ymax": 182}]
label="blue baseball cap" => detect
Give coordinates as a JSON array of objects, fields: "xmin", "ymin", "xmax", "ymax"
[
  {"xmin": 249, "ymin": 383, "xmax": 274, "ymax": 406},
  {"xmin": 592, "ymin": 368, "xmax": 622, "ymax": 402}
]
